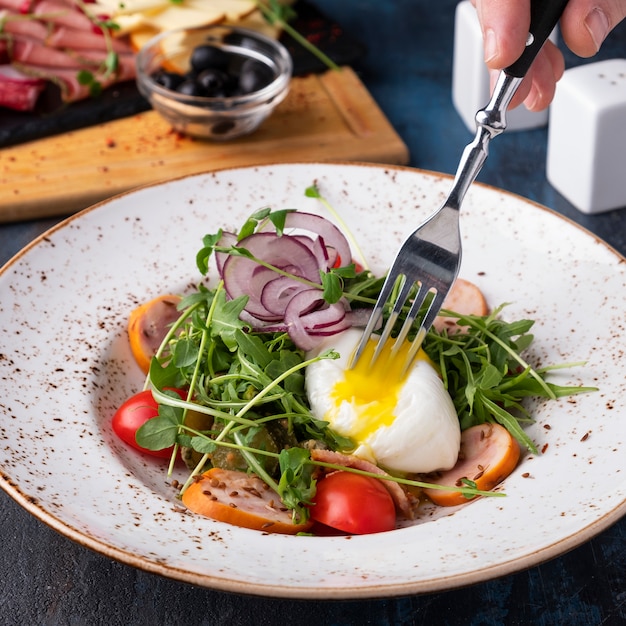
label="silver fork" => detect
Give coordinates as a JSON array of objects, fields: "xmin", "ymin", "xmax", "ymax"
[{"xmin": 351, "ymin": 0, "xmax": 569, "ymax": 371}]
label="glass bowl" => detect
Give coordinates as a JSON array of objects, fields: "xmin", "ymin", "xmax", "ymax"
[{"xmin": 135, "ymin": 25, "xmax": 292, "ymax": 140}]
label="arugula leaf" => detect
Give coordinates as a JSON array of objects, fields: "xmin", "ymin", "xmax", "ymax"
[
  {"xmin": 172, "ymin": 337, "xmax": 200, "ymax": 369},
  {"xmin": 232, "ymin": 329, "xmax": 273, "ymax": 369},
  {"xmin": 422, "ymin": 304, "xmax": 598, "ymax": 452},
  {"xmin": 277, "ymin": 447, "xmax": 316, "ymax": 523},
  {"xmin": 144, "ymin": 204, "xmax": 598, "ymax": 520}
]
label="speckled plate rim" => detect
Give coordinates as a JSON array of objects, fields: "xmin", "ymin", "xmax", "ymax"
[{"xmin": 1, "ymin": 162, "xmax": 625, "ymax": 599}]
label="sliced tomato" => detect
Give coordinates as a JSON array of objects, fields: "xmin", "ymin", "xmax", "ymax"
[
  {"xmin": 182, "ymin": 468, "xmax": 313, "ymax": 535},
  {"xmin": 111, "ymin": 388, "xmax": 185, "ymax": 458},
  {"xmin": 309, "ymin": 471, "xmax": 396, "ymax": 535}
]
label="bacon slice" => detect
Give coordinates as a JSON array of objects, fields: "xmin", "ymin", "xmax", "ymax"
[{"xmin": 310, "ymin": 449, "xmax": 417, "ymax": 519}]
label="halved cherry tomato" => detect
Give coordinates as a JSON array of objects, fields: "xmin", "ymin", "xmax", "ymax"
[
  {"xmin": 309, "ymin": 471, "xmax": 396, "ymax": 535},
  {"xmin": 128, "ymin": 294, "xmax": 182, "ymax": 374},
  {"xmin": 112, "ymin": 388, "xmax": 185, "ymax": 458}
]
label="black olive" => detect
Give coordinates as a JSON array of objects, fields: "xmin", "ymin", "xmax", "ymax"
[
  {"xmin": 152, "ymin": 70, "xmax": 184, "ymax": 91},
  {"xmin": 212, "ymin": 120, "xmax": 236, "ymax": 135},
  {"xmin": 238, "ymin": 58, "xmax": 274, "ymax": 94},
  {"xmin": 190, "ymin": 44, "xmax": 229, "ymax": 73},
  {"xmin": 176, "ymin": 80, "xmax": 205, "ymax": 97},
  {"xmin": 196, "ymin": 68, "xmax": 228, "ymax": 97}
]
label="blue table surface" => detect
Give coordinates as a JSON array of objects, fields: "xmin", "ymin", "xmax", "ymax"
[{"xmin": 1, "ymin": 1, "xmax": 625, "ymax": 624}]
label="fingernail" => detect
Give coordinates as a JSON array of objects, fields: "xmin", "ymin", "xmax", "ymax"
[
  {"xmin": 585, "ymin": 8, "xmax": 609, "ymax": 51},
  {"xmin": 525, "ymin": 91, "xmax": 540, "ymax": 112},
  {"xmin": 484, "ymin": 28, "xmax": 498, "ymax": 63}
]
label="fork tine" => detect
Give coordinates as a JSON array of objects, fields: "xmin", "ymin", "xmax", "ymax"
[
  {"xmin": 399, "ymin": 288, "xmax": 448, "ymax": 373},
  {"xmin": 348, "ymin": 1, "xmax": 568, "ymax": 375},
  {"xmin": 390, "ymin": 282, "xmax": 432, "ymax": 349},
  {"xmin": 349, "ymin": 270, "xmax": 400, "ymax": 367},
  {"xmin": 369, "ymin": 274, "xmax": 414, "ymax": 362}
]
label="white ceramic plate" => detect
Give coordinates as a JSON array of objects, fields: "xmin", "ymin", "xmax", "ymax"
[{"xmin": 1, "ymin": 163, "xmax": 624, "ymax": 599}]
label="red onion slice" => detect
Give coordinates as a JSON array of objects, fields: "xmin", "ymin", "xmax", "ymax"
[
  {"xmin": 215, "ymin": 211, "xmax": 359, "ymax": 347},
  {"xmin": 260, "ymin": 276, "xmax": 308, "ymax": 316},
  {"xmin": 221, "ymin": 233, "xmax": 322, "ymax": 322},
  {"xmin": 259, "ymin": 212, "xmax": 352, "ymax": 270},
  {"xmin": 344, "ymin": 307, "xmax": 378, "ymax": 328},
  {"xmin": 283, "ymin": 289, "xmax": 347, "ymax": 350},
  {"xmin": 214, "ymin": 231, "xmax": 237, "ymax": 276}
]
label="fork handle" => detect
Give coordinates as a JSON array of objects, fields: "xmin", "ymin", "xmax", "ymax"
[{"xmin": 505, "ymin": 0, "xmax": 569, "ymax": 78}]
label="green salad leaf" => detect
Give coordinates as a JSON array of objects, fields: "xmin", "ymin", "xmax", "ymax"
[{"xmin": 135, "ymin": 205, "xmax": 597, "ymax": 524}]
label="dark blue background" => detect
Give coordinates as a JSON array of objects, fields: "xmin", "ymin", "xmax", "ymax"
[{"xmin": 1, "ymin": 1, "xmax": 625, "ymax": 624}]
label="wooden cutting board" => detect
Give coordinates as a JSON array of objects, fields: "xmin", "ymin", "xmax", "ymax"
[{"xmin": 0, "ymin": 68, "xmax": 409, "ymax": 223}]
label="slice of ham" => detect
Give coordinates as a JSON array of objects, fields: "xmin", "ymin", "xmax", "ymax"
[
  {"xmin": 0, "ymin": 64, "xmax": 45, "ymax": 110},
  {"xmin": 310, "ymin": 449, "xmax": 417, "ymax": 520},
  {"xmin": 0, "ymin": 0, "xmax": 35, "ymax": 12},
  {"xmin": 31, "ymin": 0, "xmax": 96, "ymax": 31},
  {"xmin": 14, "ymin": 63, "xmax": 128, "ymax": 101},
  {"xmin": 47, "ymin": 26, "xmax": 134, "ymax": 53},
  {"xmin": 11, "ymin": 37, "xmax": 135, "ymax": 74},
  {"xmin": 432, "ymin": 278, "xmax": 489, "ymax": 334},
  {"xmin": 0, "ymin": 0, "xmax": 137, "ymax": 110},
  {"xmin": 12, "ymin": 37, "xmax": 97, "ymax": 68},
  {"xmin": 78, "ymin": 48, "xmax": 136, "ymax": 80},
  {"xmin": 3, "ymin": 18, "xmax": 133, "ymax": 53}
]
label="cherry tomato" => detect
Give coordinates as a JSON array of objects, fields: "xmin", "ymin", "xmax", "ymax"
[
  {"xmin": 310, "ymin": 471, "xmax": 396, "ymax": 535},
  {"xmin": 111, "ymin": 388, "xmax": 185, "ymax": 458}
]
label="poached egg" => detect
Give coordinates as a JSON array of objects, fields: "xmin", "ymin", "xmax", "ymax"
[{"xmin": 305, "ymin": 328, "xmax": 460, "ymax": 474}]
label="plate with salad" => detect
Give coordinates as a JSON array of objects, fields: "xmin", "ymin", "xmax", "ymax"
[{"xmin": 0, "ymin": 162, "xmax": 624, "ymax": 598}]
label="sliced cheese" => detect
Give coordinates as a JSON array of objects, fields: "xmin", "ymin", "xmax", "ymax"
[
  {"xmin": 95, "ymin": 0, "xmax": 171, "ymax": 16},
  {"xmin": 110, "ymin": 14, "xmax": 151, "ymax": 37},
  {"xmin": 128, "ymin": 26, "xmax": 160, "ymax": 51},
  {"xmin": 145, "ymin": 5, "xmax": 226, "ymax": 31},
  {"xmin": 186, "ymin": 0, "xmax": 257, "ymax": 21},
  {"xmin": 226, "ymin": 8, "xmax": 283, "ymax": 39}
]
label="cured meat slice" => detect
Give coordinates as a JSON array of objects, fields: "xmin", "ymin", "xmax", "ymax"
[{"xmin": 0, "ymin": 64, "xmax": 45, "ymax": 110}]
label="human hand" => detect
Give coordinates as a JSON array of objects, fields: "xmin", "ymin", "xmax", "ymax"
[{"xmin": 472, "ymin": 0, "xmax": 626, "ymax": 111}]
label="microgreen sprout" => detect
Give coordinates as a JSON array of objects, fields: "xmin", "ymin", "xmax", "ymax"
[
  {"xmin": 305, "ymin": 184, "xmax": 370, "ymax": 271},
  {"xmin": 134, "ymin": 203, "xmax": 596, "ymax": 528},
  {"xmin": 256, "ymin": 0, "xmax": 341, "ymax": 72}
]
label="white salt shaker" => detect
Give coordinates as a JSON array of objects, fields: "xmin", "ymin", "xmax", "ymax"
[
  {"xmin": 452, "ymin": 0, "xmax": 555, "ymax": 132},
  {"xmin": 546, "ymin": 58, "xmax": 626, "ymax": 214}
]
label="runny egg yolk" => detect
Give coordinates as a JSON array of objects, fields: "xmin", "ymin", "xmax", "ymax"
[
  {"xmin": 305, "ymin": 328, "xmax": 461, "ymax": 473},
  {"xmin": 330, "ymin": 338, "xmax": 429, "ymax": 444}
]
